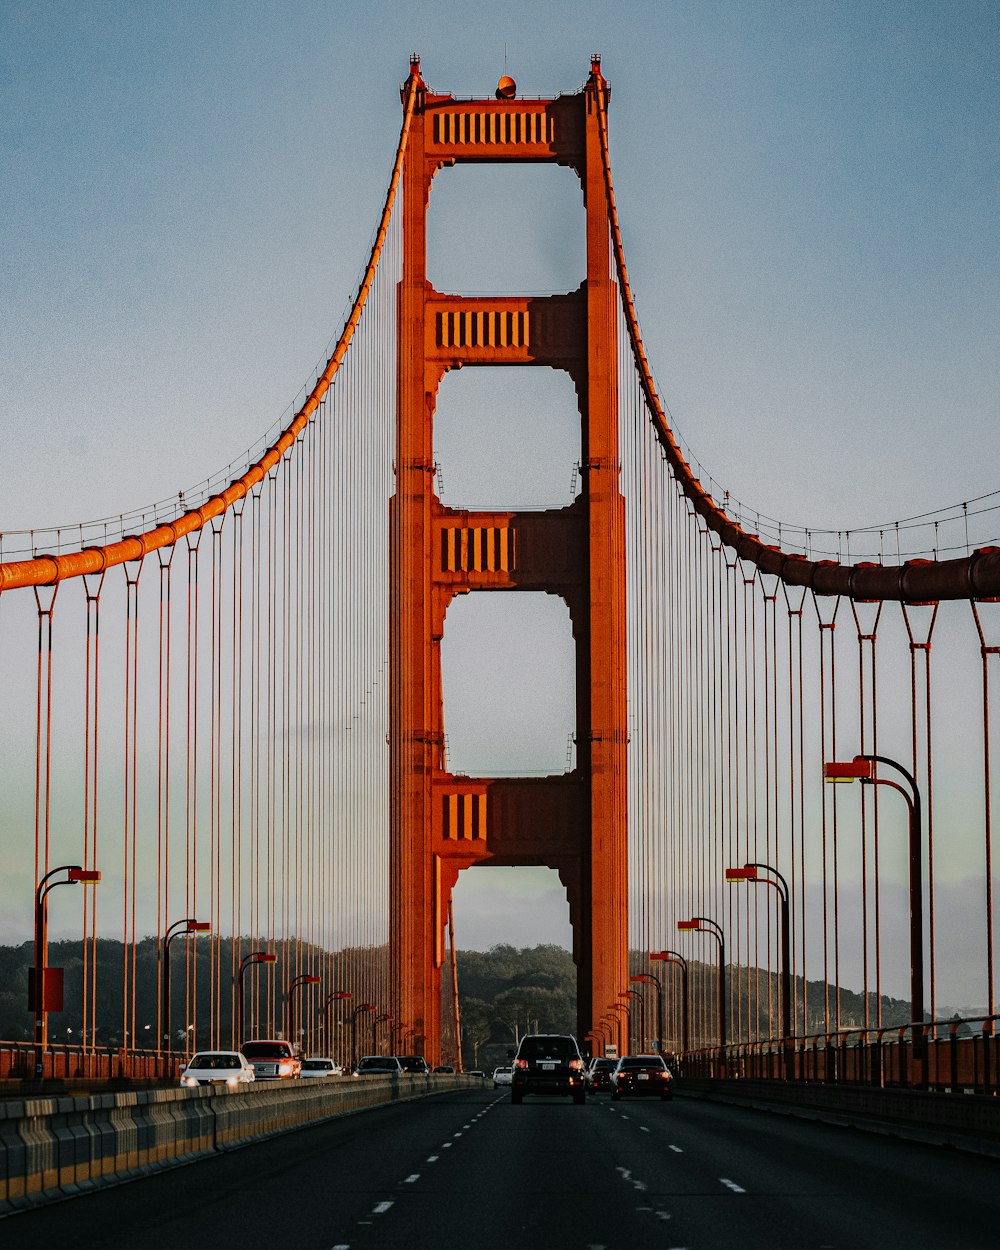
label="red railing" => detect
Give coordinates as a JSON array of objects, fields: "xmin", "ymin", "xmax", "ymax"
[{"xmin": 677, "ymin": 1015, "xmax": 1000, "ymax": 1094}]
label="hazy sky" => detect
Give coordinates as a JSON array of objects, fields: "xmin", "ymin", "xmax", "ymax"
[{"xmin": 2, "ymin": 1, "xmax": 998, "ymax": 953}]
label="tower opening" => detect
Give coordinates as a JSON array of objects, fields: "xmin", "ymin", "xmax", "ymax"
[
  {"xmin": 427, "ymin": 164, "xmax": 584, "ymax": 295},
  {"xmin": 434, "ymin": 365, "xmax": 580, "ymax": 511},
  {"xmin": 440, "ymin": 591, "xmax": 576, "ymax": 777}
]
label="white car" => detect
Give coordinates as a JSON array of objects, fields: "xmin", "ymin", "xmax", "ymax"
[
  {"xmin": 492, "ymin": 1065, "xmax": 513, "ymax": 1088},
  {"xmin": 300, "ymin": 1056, "xmax": 343, "ymax": 1078},
  {"xmin": 180, "ymin": 1050, "xmax": 255, "ymax": 1088}
]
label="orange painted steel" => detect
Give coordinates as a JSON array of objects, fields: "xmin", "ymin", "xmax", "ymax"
[
  {"xmin": 390, "ymin": 58, "xmax": 628, "ymax": 1063},
  {"xmin": 594, "ymin": 86, "xmax": 1000, "ymax": 604},
  {"xmin": 0, "ymin": 76, "xmax": 420, "ymax": 595}
]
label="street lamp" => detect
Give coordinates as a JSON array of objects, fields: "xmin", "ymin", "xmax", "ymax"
[
  {"xmin": 32, "ymin": 865, "xmax": 101, "ymax": 1072},
  {"xmin": 374, "ymin": 1013, "xmax": 393, "ymax": 1055},
  {"xmin": 236, "ymin": 951, "xmax": 277, "ymax": 1045},
  {"xmin": 287, "ymin": 974, "xmax": 321, "ymax": 1055},
  {"xmin": 619, "ymin": 989, "xmax": 645, "ymax": 1051},
  {"xmin": 350, "ymin": 1002, "xmax": 377, "ymax": 1066},
  {"xmin": 825, "ymin": 753, "xmax": 926, "ymax": 1073},
  {"xmin": 727, "ymin": 864, "xmax": 791, "ymax": 1075},
  {"xmin": 608, "ymin": 1001, "xmax": 630, "ymax": 1055},
  {"xmin": 677, "ymin": 916, "xmax": 727, "ymax": 1059},
  {"xmin": 161, "ymin": 918, "xmax": 210, "ymax": 1054},
  {"xmin": 323, "ymin": 989, "xmax": 352, "ymax": 1056},
  {"xmin": 650, "ymin": 950, "xmax": 689, "ymax": 1054},
  {"xmin": 632, "ymin": 973, "xmax": 662, "ymax": 1055}
]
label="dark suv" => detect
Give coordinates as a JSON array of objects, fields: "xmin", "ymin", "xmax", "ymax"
[{"xmin": 511, "ymin": 1034, "xmax": 586, "ymax": 1104}]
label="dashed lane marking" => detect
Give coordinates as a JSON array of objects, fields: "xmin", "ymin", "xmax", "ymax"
[
  {"xmin": 372, "ymin": 1201, "xmax": 394, "ymax": 1214},
  {"xmin": 719, "ymin": 1178, "xmax": 746, "ymax": 1194},
  {"xmin": 669, "ymin": 1144, "xmax": 683, "ymax": 1153},
  {"xmin": 426, "ymin": 1155, "xmax": 439, "ymax": 1163},
  {"xmin": 442, "ymin": 1141, "xmax": 453, "ymax": 1148},
  {"xmin": 640, "ymin": 1125, "xmax": 650, "ymax": 1133},
  {"xmin": 403, "ymin": 1174, "xmax": 420, "ymax": 1184}
]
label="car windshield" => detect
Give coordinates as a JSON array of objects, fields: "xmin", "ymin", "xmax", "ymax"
[
  {"xmin": 303, "ymin": 1060, "xmax": 332, "ymax": 1070},
  {"xmin": 358, "ymin": 1058, "xmax": 394, "ymax": 1069},
  {"xmin": 518, "ymin": 1037, "xmax": 578, "ymax": 1060},
  {"xmin": 594, "ymin": 1059, "xmax": 617, "ymax": 1070},
  {"xmin": 241, "ymin": 1042, "xmax": 292, "ymax": 1059},
  {"xmin": 619, "ymin": 1056, "xmax": 665, "ymax": 1070},
  {"xmin": 189, "ymin": 1053, "xmax": 240, "ymax": 1069}
]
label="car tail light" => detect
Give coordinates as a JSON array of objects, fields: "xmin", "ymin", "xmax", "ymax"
[
  {"xmin": 569, "ymin": 1058, "xmax": 584, "ymax": 1071},
  {"xmin": 514, "ymin": 1058, "xmax": 528, "ymax": 1070}
]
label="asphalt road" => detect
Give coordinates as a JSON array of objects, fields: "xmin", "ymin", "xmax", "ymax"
[{"xmin": 3, "ymin": 1086, "xmax": 998, "ymax": 1249}]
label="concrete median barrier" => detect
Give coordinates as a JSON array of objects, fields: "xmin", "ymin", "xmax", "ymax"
[{"xmin": 0, "ymin": 1072, "xmax": 483, "ymax": 1215}]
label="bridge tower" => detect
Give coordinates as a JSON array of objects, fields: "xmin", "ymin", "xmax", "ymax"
[{"xmin": 391, "ymin": 57, "xmax": 627, "ymax": 1062}]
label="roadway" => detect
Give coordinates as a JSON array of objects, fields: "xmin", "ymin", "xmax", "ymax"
[{"xmin": 2, "ymin": 1085, "xmax": 997, "ymax": 1248}]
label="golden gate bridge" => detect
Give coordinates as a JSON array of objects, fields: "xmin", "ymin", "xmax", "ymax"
[{"xmin": 1, "ymin": 57, "xmax": 999, "ymax": 1091}]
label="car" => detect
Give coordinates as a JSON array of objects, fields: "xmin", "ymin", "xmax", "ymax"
[
  {"xmin": 393, "ymin": 1054, "xmax": 430, "ymax": 1074},
  {"xmin": 610, "ymin": 1053, "xmax": 673, "ymax": 1100},
  {"xmin": 240, "ymin": 1039, "xmax": 301, "ymax": 1080},
  {"xmin": 492, "ymin": 1065, "xmax": 513, "ymax": 1088},
  {"xmin": 353, "ymin": 1055, "xmax": 404, "ymax": 1076},
  {"xmin": 468, "ymin": 1069, "xmax": 485, "ymax": 1078},
  {"xmin": 510, "ymin": 1034, "xmax": 586, "ymax": 1104},
  {"xmin": 299, "ymin": 1056, "xmax": 342, "ymax": 1078},
  {"xmin": 585, "ymin": 1056, "xmax": 618, "ymax": 1093},
  {"xmin": 432, "ymin": 1064, "xmax": 455, "ymax": 1074},
  {"xmin": 180, "ymin": 1050, "xmax": 255, "ymax": 1088}
]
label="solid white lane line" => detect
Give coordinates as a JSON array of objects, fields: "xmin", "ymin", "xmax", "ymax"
[
  {"xmin": 372, "ymin": 1201, "xmax": 394, "ymax": 1214},
  {"xmin": 403, "ymin": 1173, "xmax": 420, "ymax": 1184},
  {"xmin": 719, "ymin": 1178, "xmax": 746, "ymax": 1194}
]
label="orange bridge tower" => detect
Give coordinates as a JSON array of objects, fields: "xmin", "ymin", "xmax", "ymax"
[{"xmin": 391, "ymin": 57, "xmax": 627, "ymax": 1063}]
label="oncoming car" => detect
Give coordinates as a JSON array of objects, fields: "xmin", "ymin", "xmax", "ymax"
[
  {"xmin": 180, "ymin": 1051, "xmax": 255, "ymax": 1088},
  {"xmin": 353, "ymin": 1055, "xmax": 404, "ymax": 1076},
  {"xmin": 393, "ymin": 1055, "xmax": 430, "ymax": 1074},
  {"xmin": 240, "ymin": 1039, "xmax": 301, "ymax": 1081},
  {"xmin": 611, "ymin": 1054, "xmax": 673, "ymax": 1100},
  {"xmin": 299, "ymin": 1056, "xmax": 342, "ymax": 1079}
]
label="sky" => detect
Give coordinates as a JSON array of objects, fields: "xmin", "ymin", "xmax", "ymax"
[{"xmin": 1, "ymin": 1, "xmax": 998, "ymax": 957}]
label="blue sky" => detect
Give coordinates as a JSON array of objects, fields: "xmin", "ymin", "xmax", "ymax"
[{"xmin": 1, "ymin": 1, "xmax": 998, "ymax": 957}]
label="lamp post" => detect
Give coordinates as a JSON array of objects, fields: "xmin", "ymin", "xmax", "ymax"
[
  {"xmin": 632, "ymin": 972, "xmax": 662, "ymax": 1055},
  {"xmin": 372, "ymin": 1015, "xmax": 392, "ymax": 1055},
  {"xmin": 600, "ymin": 1013, "xmax": 620, "ymax": 1057},
  {"xmin": 608, "ymin": 1001, "xmax": 630, "ymax": 1055},
  {"xmin": 236, "ymin": 951, "xmax": 277, "ymax": 1045},
  {"xmin": 678, "ymin": 917, "xmax": 726, "ymax": 1063},
  {"xmin": 350, "ymin": 1002, "xmax": 377, "ymax": 1066},
  {"xmin": 161, "ymin": 918, "xmax": 210, "ymax": 1054},
  {"xmin": 727, "ymin": 864, "xmax": 791, "ymax": 1076},
  {"xmin": 650, "ymin": 950, "xmax": 689, "ymax": 1054},
  {"xmin": 620, "ymin": 989, "xmax": 645, "ymax": 1051},
  {"xmin": 323, "ymin": 990, "xmax": 352, "ymax": 1057},
  {"xmin": 287, "ymin": 974, "xmax": 321, "ymax": 1055},
  {"xmin": 32, "ymin": 865, "xmax": 101, "ymax": 1073},
  {"xmin": 825, "ymin": 753, "xmax": 926, "ymax": 1075}
]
